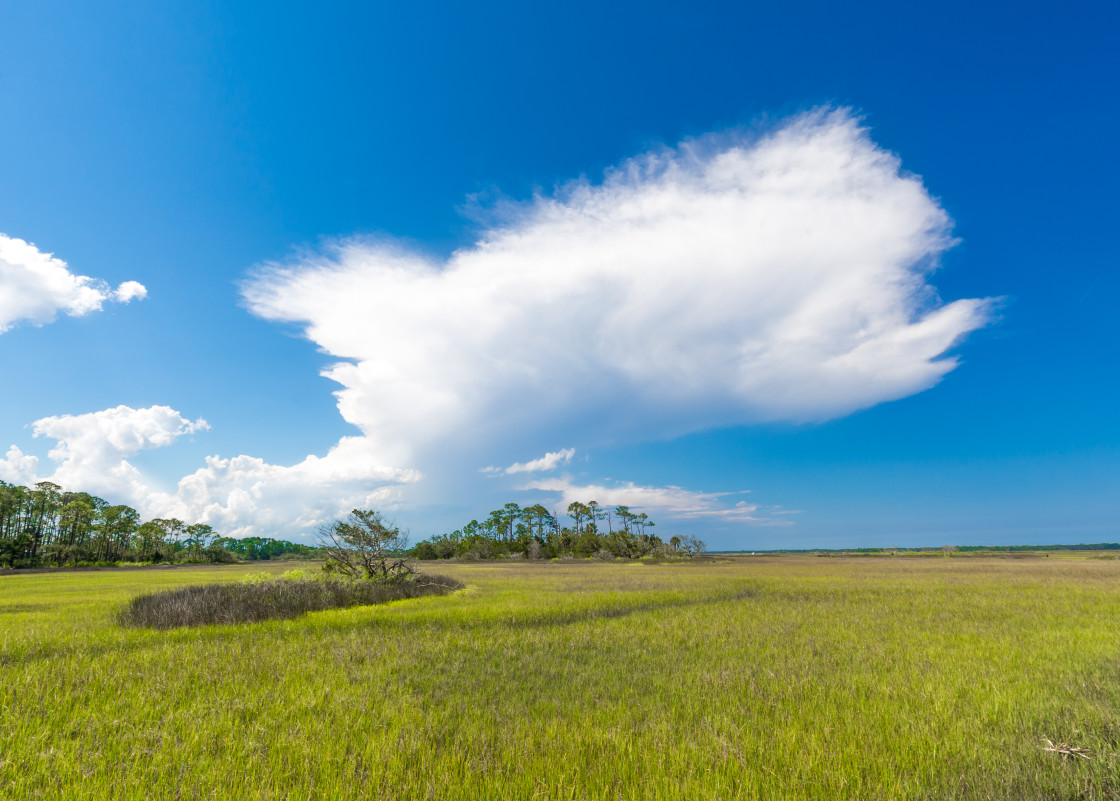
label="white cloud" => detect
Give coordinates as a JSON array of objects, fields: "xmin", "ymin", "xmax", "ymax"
[
  {"xmin": 521, "ymin": 476, "xmax": 784, "ymax": 525},
  {"xmin": 114, "ymin": 280, "xmax": 148, "ymax": 303},
  {"xmin": 243, "ymin": 108, "xmax": 992, "ymax": 486},
  {"xmin": 8, "ymin": 405, "xmax": 420, "ymax": 538},
  {"xmin": 166, "ymin": 437, "xmax": 420, "ymax": 537},
  {"xmin": 32, "ymin": 405, "xmax": 209, "ymax": 457},
  {"xmin": 0, "ymin": 445, "xmax": 39, "ymax": 485},
  {"xmin": 23, "ymin": 405, "xmax": 208, "ymax": 503},
  {"xmin": 484, "ymin": 447, "xmax": 576, "ymax": 475},
  {"xmin": 1, "ymin": 109, "xmax": 996, "ymax": 539},
  {"xmin": 0, "ymin": 234, "xmax": 147, "ymax": 333}
]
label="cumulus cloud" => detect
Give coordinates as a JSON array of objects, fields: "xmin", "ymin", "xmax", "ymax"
[
  {"xmin": 483, "ymin": 448, "xmax": 576, "ymax": 475},
  {"xmin": 244, "ymin": 108, "xmax": 992, "ymax": 483},
  {"xmin": 166, "ymin": 437, "xmax": 420, "ymax": 537},
  {"xmin": 8, "ymin": 405, "xmax": 420, "ymax": 538},
  {"xmin": 22, "ymin": 405, "xmax": 208, "ymax": 503},
  {"xmin": 33, "ymin": 405, "xmax": 208, "ymax": 456},
  {"xmin": 1, "ymin": 109, "xmax": 996, "ymax": 539},
  {"xmin": 0, "ymin": 234, "xmax": 147, "ymax": 333},
  {"xmin": 0, "ymin": 445, "xmax": 39, "ymax": 485},
  {"xmin": 114, "ymin": 280, "xmax": 148, "ymax": 303},
  {"xmin": 522, "ymin": 476, "xmax": 784, "ymax": 524}
]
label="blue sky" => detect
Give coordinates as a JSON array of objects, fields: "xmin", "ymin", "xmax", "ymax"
[{"xmin": 1, "ymin": 0, "xmax": 1116, "ymax": 549}]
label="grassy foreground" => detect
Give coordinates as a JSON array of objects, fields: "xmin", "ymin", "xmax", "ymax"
[{"xmin": 2, "ymin": 556, "xmax": 1120, "ymax": 799}]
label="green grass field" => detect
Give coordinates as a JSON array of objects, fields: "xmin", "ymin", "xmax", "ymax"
[{"xmin": 3, "ymin": 556, "xmax": 1120, "ymax": 799}]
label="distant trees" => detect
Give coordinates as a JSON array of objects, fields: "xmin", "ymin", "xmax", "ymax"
[
  {"xmin": 213, "ymin": 536, "xmax": 318, "ymax": 562},
  {"xmin": 0, "ymin": 478, "xmax": 315, "ymax": 568},
  {"xmin": 0, "ymin": 480, "xmax": 145, "ymax": 566},
  {"xmin": 410, "ymin": 500, "xmax": 704, "ymax": 561}
]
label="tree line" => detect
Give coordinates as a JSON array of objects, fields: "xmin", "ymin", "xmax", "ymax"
[
  {"xmin": 0, "ymin": 479, "xmax": 313, "ymax": 568},
  {"xmin": 212, "ymin": 536, "xmax": 318, "ymax": 562},
  {"xmin": 410, "ymin": 500, "xmax": 705, "ymax": 560}
]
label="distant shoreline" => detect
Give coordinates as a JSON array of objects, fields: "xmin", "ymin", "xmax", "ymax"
[{"xmin": 715, "ymin": 543, "xmax": 1120, "ymax": 555}]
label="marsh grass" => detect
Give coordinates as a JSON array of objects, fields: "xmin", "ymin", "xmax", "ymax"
[
  {"xmin": 3, "ymin": 557, "xmax": 1120, "ymax": 799},
  {"xmin": 118, "ymin": 572, "xmax": 462, "ymax": 629}
]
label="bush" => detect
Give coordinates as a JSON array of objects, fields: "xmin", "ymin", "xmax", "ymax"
[
  {"xmin": 203, "ymin": 545, "xmax": 239, "ymax": 564},
  {"xmin": 239, "ymin": 571, "xmax": 273, "ymax": 585},
  {"xmin": 119, "ymin": 573, "xmax": 462, "ymax": 629}
]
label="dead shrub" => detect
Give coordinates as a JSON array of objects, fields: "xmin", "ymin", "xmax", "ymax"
[{"xmin": 118, "ymin": 573, "xmax": 462, "ymax": 629}]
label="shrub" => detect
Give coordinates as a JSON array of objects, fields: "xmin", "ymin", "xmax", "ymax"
[
  {"xmin": 240, "ymin": 571, "xmax": 273, "ymax": 585},
  {"xmin": 119, "ymin": 573, "xmax": 462, "ymax": 629},
  {"xmin": 203, "ymin": 545, "xmax": 239, "ymax": 564}
]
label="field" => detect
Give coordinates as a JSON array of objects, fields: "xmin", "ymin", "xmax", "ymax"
[{"xmin": 3, "ymin": 556, "xmax": 1120, "ymax": 799}]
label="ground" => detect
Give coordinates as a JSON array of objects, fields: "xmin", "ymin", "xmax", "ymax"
[{"xmin": 2, "ymin": 555, "xmax": 1119, "ymax": 799}]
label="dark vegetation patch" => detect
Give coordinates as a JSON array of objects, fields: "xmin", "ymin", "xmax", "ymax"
[{"xmin": 118, "ymin": 574, "xmax": 462, "ymax": 629}]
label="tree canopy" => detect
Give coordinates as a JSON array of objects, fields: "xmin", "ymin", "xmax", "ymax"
[
  {"xmin": 0, "ymin": 479, "xmax": 315, "ymax": 568},
  {"xmin": 410, "ymin": 500, "xmax": 703, "ymax": 560}
]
